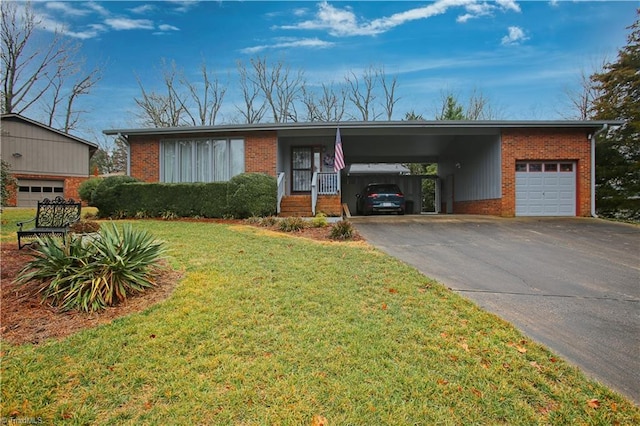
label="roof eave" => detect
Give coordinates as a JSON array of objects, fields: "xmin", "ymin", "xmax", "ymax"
[{"xmin": 103, "ymin": 120, "xmax": 624, "ymax": 137}]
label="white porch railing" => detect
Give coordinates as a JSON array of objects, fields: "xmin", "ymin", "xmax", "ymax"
[
  {"xmin": 277, "ymin": 172, "xmax": 285, "ymax": 214},
  {"xmin": 311, "ymin": 172, "xmax": 340, "ymax": 216},
  {"xmin": 318, "ymin": 172, "xmax": 339, "ymax": 195}
]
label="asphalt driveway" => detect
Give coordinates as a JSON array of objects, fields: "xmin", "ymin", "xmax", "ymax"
[{"xmin": 352, "ymin": 215, "xmax": 640, "ymax": 403}]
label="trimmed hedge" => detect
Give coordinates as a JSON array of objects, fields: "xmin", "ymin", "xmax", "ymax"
[
  {"xmin": 94, "ymin": 173, "xmax": 276, "ymax": 219},
  {"xmin": 227, "ymin": 173, "xmax": 277, "ymax": 218},
  {"xmin": 78, "ymin": 177, "xmax": 102, "ymax": 205}
]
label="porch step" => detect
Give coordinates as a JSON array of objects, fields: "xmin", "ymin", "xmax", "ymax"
[
  {"xmin": 279, "ymin": 194, "xmax": 343, "ymax": 217},
  {"xmin": 279, "ymin": 195, "xmax": 312, "ymax": 217}
]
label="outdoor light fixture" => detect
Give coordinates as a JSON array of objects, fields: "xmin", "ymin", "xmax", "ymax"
[{"xmin": 12, "ymin": 152, "xmax": 22, "ymax": 158}]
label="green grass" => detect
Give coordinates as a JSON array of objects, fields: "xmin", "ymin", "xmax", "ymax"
[{"xmin": 2, "ymin": 209, "xmax": 639, "ymax": 424}]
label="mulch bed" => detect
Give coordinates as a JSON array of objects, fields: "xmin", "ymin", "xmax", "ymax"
[{"xmin": 1, "ymin": 219, "xmax": 361, "ymax": 345}]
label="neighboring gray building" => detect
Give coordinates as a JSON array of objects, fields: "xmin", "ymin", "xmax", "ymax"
[{"xmin": 1, "ymin": 113, "xmax": 98, "ymax": 206}]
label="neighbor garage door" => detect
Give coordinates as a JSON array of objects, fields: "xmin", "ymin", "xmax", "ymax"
[
  {"xmin": 515, "ymin": 162, "xmax": 576, "ymax": 216},
  {"xmin": 17, "ymin": 179, "xmax": 64, "ymax": 207}
]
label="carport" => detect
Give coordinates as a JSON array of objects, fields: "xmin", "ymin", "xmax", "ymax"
[{"xmin": 275, "ymin": 120, "xmax": 610, "ymax": 217}]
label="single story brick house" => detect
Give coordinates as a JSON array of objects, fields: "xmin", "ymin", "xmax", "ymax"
[
  {"xmin": 104, "ymin": 120, "xmax": 615, "ymax": 217},
  {"xmin": 1, "ymin": 113, "xmax": 98, "ymax": 207}
]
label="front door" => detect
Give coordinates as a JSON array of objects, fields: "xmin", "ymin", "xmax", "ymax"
[{"xmin": 292, "ymin": 147, "xmax": 322, "ymax": 193}]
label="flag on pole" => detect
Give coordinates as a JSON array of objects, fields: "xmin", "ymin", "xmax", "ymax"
[{"xmin": 334, "ymin": 127, "xmax": 345, "ymax": 172}]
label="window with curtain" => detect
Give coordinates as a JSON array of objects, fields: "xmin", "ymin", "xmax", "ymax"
[{"xmin": 161, "ymin": 138, "xmax": 245, "ymax": 183}]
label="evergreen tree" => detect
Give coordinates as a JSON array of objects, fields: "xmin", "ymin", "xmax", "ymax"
[{"xmin": 591, "ymin": 11, "xmax": 640, "ymax": 219}]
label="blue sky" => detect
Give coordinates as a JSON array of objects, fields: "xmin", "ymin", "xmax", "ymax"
[{"xmin": 22, "ymin": 0, "xmax": 638, "ymax": 144}]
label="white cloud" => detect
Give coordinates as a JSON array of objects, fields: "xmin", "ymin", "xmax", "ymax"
[
  {"xmin": 45, "ymin": 2, "xmax": 91, "ymax": 17},
  {"xmin": 105, "ymin": 18, "xmax": 155, "ymax": 31},
  {"xmin": 501, "ymin": 26, "xmax": 528, "ymax": 45},
  {"xmin": 282, "ymin": 0, "xmax": 522, "ymax": 36},
  {"xmin": 85, "ymin": 2, "xmax": 110, "ymax": 16},
  {"xmin": 240, "ymin": 37, "xmax": 334, "ymax": 54},
  {"xmin": 158, "ymin": 24, "xmax": 180, "ymax": 31},
  {"xmin": 166, "ymin": 0, "xmax": 200, "ymax": 13},
  {"xmin": 129, "ymin": 4, "xmax": 157, "ymax": 15}
]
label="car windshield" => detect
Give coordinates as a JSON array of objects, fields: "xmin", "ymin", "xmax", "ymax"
[{"xmin": 367, "ymin": 185, "xmax": 401, "ymax": 194}]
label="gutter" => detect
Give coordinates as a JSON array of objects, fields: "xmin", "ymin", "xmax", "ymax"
[{"xmin": 590, "ymin": 124, "xmax": 608, "ymax": 218}]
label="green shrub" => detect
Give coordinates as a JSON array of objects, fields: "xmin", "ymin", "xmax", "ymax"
[
  {"xmin": 78, "ymin": 177, "xmax": 102, "ymax": 205},
  {"xmin": 92, "ymin": 175, "xmax": 140, "ymax": 216},
  {"xmin": 310, "ymin": 213, "xmax": 329, "ymax": 228},
  {"xmin": 279, "ymin": 216, "xmax": 307, "ymax": 232},
  {"xmin": 329, "ymin": 220, "xmax": 355, "ymax": 240},
  {"xmin": 16, "ymin": 223, "xmax": 165, "ymax": 312},
  {"xmin": 95, "ymin": 182, "xmax": 228, "ymax": 219},
  {"xmin": 259, "ymin": 216, "xmax": 279, "ymax": 227},
  {"xmin": 1, "ymin": 159, "xmax": 16, "ymax": 207},
  {"xmin": 226, "ymin": 173, "xmax": 277, "ymax": 218}
]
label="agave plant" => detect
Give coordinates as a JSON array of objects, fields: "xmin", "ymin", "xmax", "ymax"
[{"xmin": 16, "ymin": 223, "xmax": 165, "ymax": 312}]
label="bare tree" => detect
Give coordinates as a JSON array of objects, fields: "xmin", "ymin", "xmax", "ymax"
[
  {"xmin": 180, "ymin": 61, "xmax": 227, "ymax": 126},
  {"xmin": 235, "ymin": 60, "xmax": 266, "ymax": 124},
  {"xmin": 466, "ymin": 87, "xmax": 502, "ymax": 120},
  {"xmin": 561, "ymin": 63, "xmax": 605, "ymax": 120},
  {"xmin": 134, "ymin": 60, "xmax": 187, "ymax": 127},
  {"xmin": 301, "ymin": 82, "xmax": 346, "ymax": 122},
  {"xmin": 1, "ymin": 1, "xmax": 101, "ymax": 131},
  {"xmin": 378, "ymin": 67, "xmax": 399, "ymax": 120},
  {"xmin": 250, "ymin": 56, "xmax": 305, "ymax": 123},
  {"xmin": 434, "ymin": 88, "xmax": 501, "ymax": 120},
  {"xmin": 345, "ymin": 66, "xmax": 380, "ymax": 121}
]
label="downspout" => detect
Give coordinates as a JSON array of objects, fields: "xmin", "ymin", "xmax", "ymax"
[{"xmin": 590, "ymin": 124, "xmax": 608, "ymax": 218}]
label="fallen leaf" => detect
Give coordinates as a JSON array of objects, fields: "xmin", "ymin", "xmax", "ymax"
[
  {"xmin": 471, "ymin": 388, "xmax": 483, "ymax": 398},
  {"xmin": 587, "ymin": 399, "xmax": 601, "ymax": 409},
  {"xmin": 440, "ymin": 332, "xmax": 448, "ymax": 338},
  {"xmin": 530, "ymin": 361, "xmax": 542, "ymax": 371},
  {"xmin": 389, "ymin": 288, "xmax": 398, "ymax": 294},
  {"xmin": 461, "ymin": 343, "xmax": 469, "ymax": 352},
  {"xmin": 311, "ymin": 415, "xmax": 328, "ymax": 426},
  {"xmin": 610, "ymin": 401, "xmax": 618, "ymax": 412},
  {"xmin": 437, "ymin": 378, "xmax": 449, "ymax": 385},
  {"xmin": 549, "ymin": 357, "xmax": 557, "ymax": 363},
  {"xmin": 381, "ymin": 303, "xmax": 387, "ymax": 310},
  {"xmin": 144, "ymin": 401, "xmax": 152, "ymax": 410},
  {"xmin": 502, "ymin": 363, "xmax": 511, "ymax": 370},
  {"xmin": 516, "ymin": 345, "xmax": 527, "ymax": 354},
  {"xmin": 150, "ymin": 334, "xmax": 156, "ymax": 339},
  {"xmin": 480, "ymin": 362, "xmax": 490, "ymax": 369}
]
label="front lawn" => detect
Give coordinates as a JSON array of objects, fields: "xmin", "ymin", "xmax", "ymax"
[{"xmin": 1, "ymin": 210, "xmax": 638, "ymax": 424}]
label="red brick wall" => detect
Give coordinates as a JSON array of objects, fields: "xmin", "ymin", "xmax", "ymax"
[
  {"xmin": 500, "ymin": 128, "xmax": 592, "ymax": 217},
  {"xmin": 245, "ymin": 132, "xmax": 277, "ymax": 176},
  {"xmin": 128, "ymin": 132, "xmax": 278, "ymax": 182},
  {"xmin": 6, "ymin": 173, "xmax": 90, "ymax": 206},
  {"xmin": 129, "ymin": 136, "xmax": 160, "ymax": 182},
  {"xmin": 454, "ymin": 198, "xmax": 502, "ymax": 215}
]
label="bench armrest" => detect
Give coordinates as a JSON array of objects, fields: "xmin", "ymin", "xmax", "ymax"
[{"xmin": 16, "ymin": 217, "xmax": 36, "ymax": 231}]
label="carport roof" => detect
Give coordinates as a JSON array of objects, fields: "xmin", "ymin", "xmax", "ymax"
[{"xmin": 103, "ymin": 120, "xmax": 620, "ymax": 137}]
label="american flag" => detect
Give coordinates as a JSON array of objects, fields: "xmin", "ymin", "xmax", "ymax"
[{"xmin": 334, "ymin": 127, "xmax": 345, "ymax": 172}]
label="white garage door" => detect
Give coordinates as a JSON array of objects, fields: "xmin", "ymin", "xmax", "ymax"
[
  {"xmin": 515, "ymin": 162, "xmax": 576, "ymax": 216},
  {"xmin": 17, "ymin": 179, "xmax": 64, "ymax": 207}
]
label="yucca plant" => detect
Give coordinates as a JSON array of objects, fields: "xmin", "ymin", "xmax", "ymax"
[
  {"xmin": 329, "ymin": 220, "xmax": 355, "ymax": 240},
  {"xmin": 16, "ymin": 223, "xmax": 165, "ymax": 312},
  {"xmin": 278, "ymin": 216, "xmax": 306, "ymax": 232}
]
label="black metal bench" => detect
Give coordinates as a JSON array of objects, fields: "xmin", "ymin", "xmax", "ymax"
[{"xmin": 17, "ymin": 196, "xmax": 82, "ymax": 249}]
